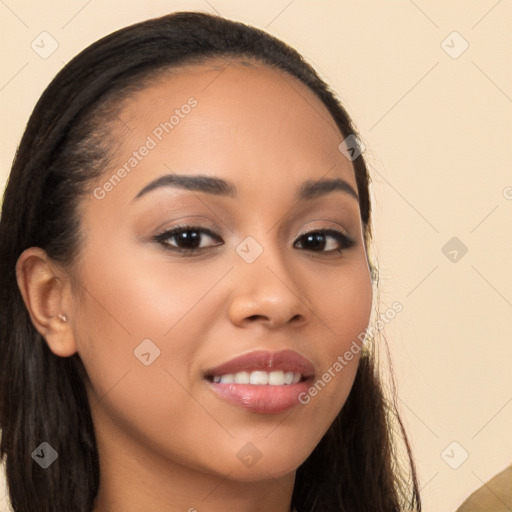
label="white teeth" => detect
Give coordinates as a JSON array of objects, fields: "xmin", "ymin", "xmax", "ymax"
[
  {"xmin": 268, "ymin": 370, "xmax": 285, "ymax": 385},
  {"xmin": 249, "ymin": 371, "xmax": 268, "ymax": 385},
  {"xmin": 234, "ymin": 371, "xmax": 250, "ymax": 384},
  {"xmin": 284, "ymin": 371, "xmax": 294, "ymax": 385},
  {"xmin": 212, "ymin": 370, "xmax": 302, "ymax": 385}
]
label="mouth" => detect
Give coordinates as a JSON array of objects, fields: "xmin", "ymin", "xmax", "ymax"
[{"xmin": 203, "ymin": 349, "xmax": 315, "ymax": 414}]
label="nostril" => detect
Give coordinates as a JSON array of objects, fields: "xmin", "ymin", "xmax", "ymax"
[{"xmin": 247, "ymin": 314, "xmax": 267, "ymax": 321}]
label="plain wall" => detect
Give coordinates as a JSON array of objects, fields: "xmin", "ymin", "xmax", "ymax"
[{"xmin": 1, "ymin": 1, "xmax": 511, "ymax": 510}]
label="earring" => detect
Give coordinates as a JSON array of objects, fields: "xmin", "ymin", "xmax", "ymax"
[{"xmin": 57, "ymin": 313, "xmax": 68, "ymax": 322}]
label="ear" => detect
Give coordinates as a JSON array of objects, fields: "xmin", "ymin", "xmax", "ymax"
[{"xmin": 15, "ymin": 247, "xmax": 78, "ymax": 357}]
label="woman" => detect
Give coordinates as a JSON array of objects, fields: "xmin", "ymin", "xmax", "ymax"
[{"xmin": 0, "ymin": 11, "xmax": 421, "ymax": 512}]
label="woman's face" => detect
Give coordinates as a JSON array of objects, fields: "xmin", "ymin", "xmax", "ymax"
[{"xmin": 69, "ymin": 60, "xmax": 373, "ymax": 481}]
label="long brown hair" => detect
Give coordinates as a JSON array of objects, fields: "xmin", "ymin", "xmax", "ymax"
[{"xmin": 0, "ymin": 11, "xmax": 421, "ymax": 512}]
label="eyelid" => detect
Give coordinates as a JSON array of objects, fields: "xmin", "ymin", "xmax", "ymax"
[
  {"xmin": 154, "ymin": 224, "xmax": 220, "ymax": 239},
  {"xmin": 153, "ymin": 224, "xmax": 223, "ymax": 248},
  {"xmin": 151, "ymin": 214, "xmax": 219, "ymax": 237},
  {"xmin": 295, "ymin": 218, "xmax": 354, "ymax": 243},
  {"xmin": 296, "ymin": 225, "xmax": 350, "ymax": 239}
]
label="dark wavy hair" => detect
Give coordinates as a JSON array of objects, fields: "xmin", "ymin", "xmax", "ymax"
[{"xmin": 0, "ymin": 11, "xmax": 421, "ymax": 512}]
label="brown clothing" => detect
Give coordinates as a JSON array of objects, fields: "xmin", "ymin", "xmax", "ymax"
[{"xmin": 455, "ymin": 464, "xmax": 512, "ymax": 512}]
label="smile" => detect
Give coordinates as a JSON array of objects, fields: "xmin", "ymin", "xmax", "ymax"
[{"xmin": 204, "ymin": 349, "xmax": 315, "ymax": 414}]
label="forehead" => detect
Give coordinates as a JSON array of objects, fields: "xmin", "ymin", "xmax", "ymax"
[{"xmin": 98, "ymin": 58, "xmax": 357, "ymax": 205}]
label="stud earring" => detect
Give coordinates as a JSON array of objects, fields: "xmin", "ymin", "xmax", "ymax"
[{"xmin": 57, "ymin": 313, "xmax": 68, "ymax": 322}]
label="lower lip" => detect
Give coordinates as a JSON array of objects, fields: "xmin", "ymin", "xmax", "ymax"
[{"xmin": 206, "ymin": 380, "xmax": 311, "ymax": 414}]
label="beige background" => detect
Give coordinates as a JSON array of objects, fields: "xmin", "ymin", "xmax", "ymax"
[{"xmin": 1, "ymin": 1, "xmax": 511, "ymax": 511}]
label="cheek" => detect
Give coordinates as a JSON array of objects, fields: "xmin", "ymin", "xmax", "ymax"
[
  {"xmin": 310, "ymin": 254, "xmax": 373, "ymax": 348},
  {"xmin": 300, "ymin": 257, "xmax": 373, "ymax": 416},
  {"xmin": 322, "ymin": 266, "xmax": 372, "ymax": 335},
  {"xmin": 70, "ymin": 247, "xmax": 232, "ymax": 471},
  {"xmin": 72, "ymin": 237, "xmax": 226, "ymax": 342},
  {"xmin": 69, "ymin": 237, "xmax": 229, "ymax": 403}
]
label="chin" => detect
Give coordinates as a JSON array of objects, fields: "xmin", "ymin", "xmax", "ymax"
[{"xmin": 220, "ymin": 441, "xmax": 314, "ymax": 482}]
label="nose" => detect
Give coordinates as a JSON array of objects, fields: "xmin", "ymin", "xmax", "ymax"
[{"xmin": 227, "ymin": 242, "xmax": 310, "ymax": 330}]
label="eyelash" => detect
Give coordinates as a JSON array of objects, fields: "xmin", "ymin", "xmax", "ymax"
[{"xmin": 153, "ymin": 224, "xmax": 356, "ymax": 255}]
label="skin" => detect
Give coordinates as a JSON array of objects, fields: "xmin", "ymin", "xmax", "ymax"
[{"xmin": 16, "ymin": 59, "xmax": 373, "ymax": 512}]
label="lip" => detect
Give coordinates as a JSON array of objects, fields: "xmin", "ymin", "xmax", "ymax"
[
  {"xmin": 204, "ymin": 349, "xmax": 315, "ymax": 415},
  {"xmin": 204, "ymin": 349, "xmax": 315, "ymax": 378}
]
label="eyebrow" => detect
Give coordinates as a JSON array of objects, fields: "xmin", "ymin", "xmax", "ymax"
[{"xmin": 133, "ymin": 174, "xmax": 359, "ymax": 201}]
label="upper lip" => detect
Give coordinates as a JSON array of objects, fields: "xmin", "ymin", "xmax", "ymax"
[{"xmin": 204, "ymin": 349, "xmax": 315, "ymax": 379}]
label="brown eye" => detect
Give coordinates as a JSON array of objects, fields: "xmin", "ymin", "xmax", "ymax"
[
  {"xmin": 155, "ymin": 226, "xmax": 223, "ymax": 252},
  {"xmin": 294, "ymin": 229, "xmax": 355, "ymax": 253}
]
